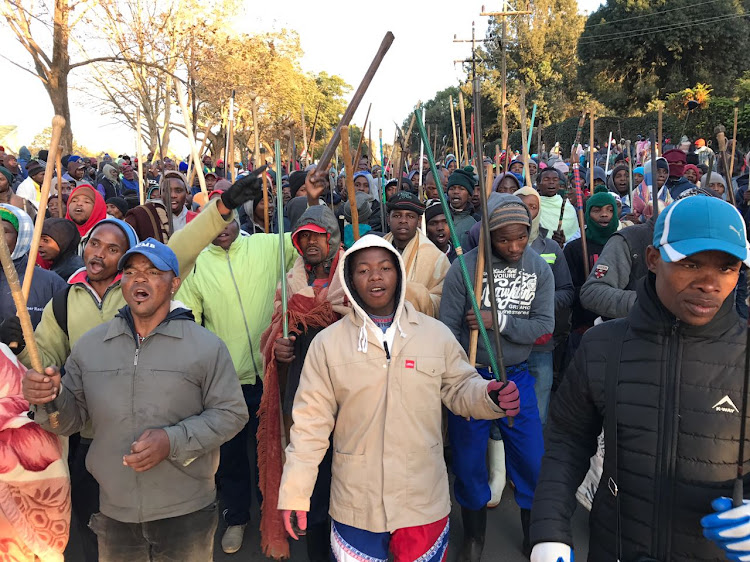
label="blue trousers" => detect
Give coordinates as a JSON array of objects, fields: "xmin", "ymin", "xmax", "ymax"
[
  {"xmin": 527, "ymin": 350, "xmax": 553, "ymax": 425},
  {"xmin": 448, "ymin": 364, "xmax": 544, "ymax": 511}
]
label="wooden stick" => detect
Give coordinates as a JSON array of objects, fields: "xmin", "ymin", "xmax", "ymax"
[
  {"xmin": 657, "ymin": 105, "xmax": 663, "ymax": 157},
  {"xmin": 317, "ymin": 32, "xmax": 394, "ymax": 171},
  {"xmin": 730, "ymin": 107, "xmax": 739, "ymax": 180},
  {"xmin": 175, "ymin": 85, "xmax": 208, "ymax": 197},
  {"xmin": 458, "ymin": 90, "xmax": 469, "ymax": 166},
  {"xmin": 519, "ymin": 86, "xmax": 533, "ymax": 189},
  {"xmin": 0, "ymin": 227, "xmax": 59, "ymax": 427},
  {"xmin": 352, "ymin": 103, "xmax": 372, "ymax": 172},
  {"xmin": 308, "ymin": 104, "xmax": 321, "ymax": 163},
  {"xmin": 589, "ymin": 110, "xmax": 595, "ymax": 190},
  {"xmin": 187, "ymin": 120, "xmax": 214, "ymax": 189},
  {"xmin": 717, "ymin": 130, "xmax": 736, "ymax": 206},
  {"xmin": 450, "ymin": 95, "xmax": 459, "ymax": 162},
  {"xmin": 55, "ymin": 144, "xmax": 63, "ymax": 218},
  {"xmin": 341, "ymin": 126, "xmax": 360, "ymax": 240},
  {"xmin": 23, "ymin": 116, "xmax": 64, "ymax": 302},
  {"xmin": 261, "ymin": 149, "xmax": 269, "ymax": 233},
  {"xmin": 301, "ymin": 103, "xmax": 308, "ymax": 165},
  {"xmin": 396, "ymin": 111, "xmax": 418, "ymax": 190},
  {"xmin": 136, "ymin": 110, "xmax": 145, "ymax": 206}
]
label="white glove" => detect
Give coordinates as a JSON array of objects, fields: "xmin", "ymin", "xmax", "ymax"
[{"xmin": 530, "ymin": 542, "xmax": 574, "ymax": 562}]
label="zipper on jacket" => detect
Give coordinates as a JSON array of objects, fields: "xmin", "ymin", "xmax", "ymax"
[
  {"xmin": 655, "ymin": 320, "xmax": 680, "ymax": 559},
  {"xmin": 384, "ymin": 341, "xmax": 391, "ymax": 362},
  {"xmin": 226, "ymin": 251, "xmax": 260, "ymax": 378}
]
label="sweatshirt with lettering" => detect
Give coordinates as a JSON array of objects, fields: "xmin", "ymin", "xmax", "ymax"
[{"xmin": 439, "ymin": 244, "xmax": 555, "ymax": 368}]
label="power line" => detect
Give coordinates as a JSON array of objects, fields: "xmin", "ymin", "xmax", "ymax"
[
  {"xmin": 578, "ymin": 10, "xmax": 748, "ymax": 45},
  {"xmin": 583, "ymin": 0, "xmax": 729, "ymax": 29}
]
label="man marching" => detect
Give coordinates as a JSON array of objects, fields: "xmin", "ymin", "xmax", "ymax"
[{"xmin": 278, "ymin": 236, "xmax": 520, "ymax": 561}]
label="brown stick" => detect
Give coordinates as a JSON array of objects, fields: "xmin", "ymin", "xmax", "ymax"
[
  {"xmin": 262, "ymin": 151, "xmax": 270, "ymax": 233},
  {"xmin": 458, "ymin": 90, "xmax": 469, "ymax": 166},
  {"xmin": 55, "ymin": 143, "xmax": 63, "ymax": 218},
  {"xmin": 136, "ymin": 110, "xmax": 145, "ymax": 206},
  {"xmin": 0, "ymin": 228, "xmax": 59, "ymax": 427},
  {"xmin": 519, "ymin": 86, "xmax": 532, "ymax": 189},
  {"xmin": 717, "ymin": 131, "xmax": 736, "ymax": 206},
  {"xmin": 317, "ymin": 32, "xmax": 394, "ymax": 171},
  {"xmin": 730, "ymin": 107, "xmax": 739, "ymax": 180},
  {"xmin": 352, "ymin": 103, "xmax": 372, "ymax": 173},
  {"xmin": 23, "ymin": 116, "xmax": 64, "ymax": 302},
  {"xmin": 187, "ymin": 121, "xmax": 213, "ymax": 190},
  {"xmin": 341, "ymin": 126, "xmax": 360, "ymax": 240},
  {"xmin": 396, "ymin": 111, "xmax": 418, "ymax": 189}
]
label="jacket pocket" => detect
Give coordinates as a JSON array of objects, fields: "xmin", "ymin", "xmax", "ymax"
[
  {"xmin": 401, "ymin": 357, "xmax": 445, "ymax": 411},
  {"xmin": 330, "ymin": 450, "xmax": 366, "ymax": 511},
  {"xmin": 408, "ymin": 442, "xmax": 449, "ymax": 508}
]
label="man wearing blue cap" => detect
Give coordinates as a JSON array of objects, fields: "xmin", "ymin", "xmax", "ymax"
[
  {"xmin": 22, "ymin": 238, "xmax": 248, "ymax": 561},
  {"xmin": 530, "ymin": 196, "xmax": 750, "ymax": 561}
]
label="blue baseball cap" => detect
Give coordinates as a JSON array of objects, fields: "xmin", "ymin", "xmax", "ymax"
[
  {"xmin": 653, "ymin": 196, "xmax": 750, "ymax": 267},
  {"xmin": 118, "ymin": 237, "xmax": 180, "ymax": 276}
]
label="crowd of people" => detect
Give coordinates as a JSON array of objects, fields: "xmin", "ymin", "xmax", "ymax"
[{"xmin": 0, "ymin": 130, "xmax": 749, "ymax": 562}]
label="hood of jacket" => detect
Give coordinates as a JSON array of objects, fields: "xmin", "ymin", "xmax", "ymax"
[
  {"xmin": 607, "ymin": 163, "xmax": 631, "ymax": 196},
  {"xmin": 338, "ymin": 234, "xmax": 407, "ymax": 354},
  {"xmin": 513, "ymin": 186, "xmax": 541, "ymax": 244},
  {"xmin": 292, "ymin": 204, "xmax": 341, "ymax": 262},
  {"xmin": 0, "ymin": 204, "xmax": 33, "ymax": 260}
]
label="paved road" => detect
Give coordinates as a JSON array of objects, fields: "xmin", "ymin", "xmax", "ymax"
[{"xmin": 66, "ymin": 484, "xmax": 590, "ymax": 560}]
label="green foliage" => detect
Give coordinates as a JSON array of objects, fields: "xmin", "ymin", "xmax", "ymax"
[{"xmin": 578, "ymin": 0, "xmax": 749, "ymax": 113}]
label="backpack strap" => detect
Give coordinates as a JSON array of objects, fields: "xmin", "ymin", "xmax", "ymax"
[
  {"xmin": 604, "ymin": 319, "xmax": 628, "ymax": 562},
  {"xmin": 51, "ymin": 285, "xmax": 72, "ymax": 338}
]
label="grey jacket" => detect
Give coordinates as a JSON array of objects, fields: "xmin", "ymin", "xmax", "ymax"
[
  {"xmin": 440, "ymin": 245, "xmax": 555, "ymax": 367},
  {"xmin": 34, "ymin": 306, "xmax": 249, "ymax": 523}
]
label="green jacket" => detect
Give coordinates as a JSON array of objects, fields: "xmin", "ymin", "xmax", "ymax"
[
  {"xmin": 20, "ymin": 199, "xmax": 233, "ymax": 375},
  {"xmin": 177, "ymin": 232, "xmax": 297, "ymax": 385}
]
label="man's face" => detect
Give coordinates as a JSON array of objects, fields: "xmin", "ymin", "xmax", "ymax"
[
  {"xmin": 5, "ymin": 156, "xmax": 17, "ymax": 170},
  {"xmin": 510, "ymin": 162, "xmax": 523, "ymax": 174},
  {"xmin": 164, "ymin": 178, "xmax": 187, "ymax": 213},
  {"xmin": 2, "ymin": 221, "xmax": 17, "ymax": 255},
  {"xmin": 496, "ymin": 176, "xmax": 518, "ymax": 194},
  {"xmin": 490, "ymin": 223, "xmax": 528, "ymax": 263},
  {"xmin": 211, "ymin": 220, "xmax": 240, "ymax": 250},
  {"xmin": 203, "ymin": 156, "xmax": 213, "ymax": 167},
  {"xmin": 684, "ymin": 169, "xmax": 697, "ymax": 184},
  {"xmin": 634, "ymin": 173, "xmax": 644, "ymax": 186},
  {"xmin": 448, "ymin": 185, "xmax": 469, "ymax": 209},
  {"xmin": 0, "ymin": 175, "xmax": 8, "ymax": 194},
  {"xmin": 354, "ymin": 176, "xmax": 370, "ymax": 194},
  {"xmin": 72, "ymin": 166, "xmax": 84, "ymax": 180},
  {"xmin": 426, "ymin": 214, "xmax": 448, "ymax": 250},
  {"xmin": 122, "ymin": 254, "xmax": 180, "ymax": 319},
  {"xmin": 447, "ymin": 160, "xmax": 457, "ymax": 173},
  {"xmin": 385, "ymin": 183, "xmax": 399, "ymax": 200},
  {"xmin": 708, "ymin": 180, "xmax": 726, "ymax": 197},
  {"xmin": 253, "ymin": 196, "xmax": 274, "ymax": 223},
  {"xmin": 297, "ymin": 230, "xmax": 329, "ymax": 266},
  {"xmin": 282, "ymin": 186, "xmax": 291, "ymax": 205},
  {"xmin": 657, "ymin": 168, "xmax": 668, "ymax": 188},
  {"xmin": 31, "ymin": 171, "xmax": 44, "ymax": 185},
  {"xmin": 538, "ymin": 171, "xmax": 560, "ymax": 197},
  {"xmin": 357, "ymin": 157, "xmax": 370, "ymax": 172},
  {"xmin": 351, "ymin": 247, "xmax": 398, "ymax": 316},
  {"xmin": 519, "ymin": 195, "xmax": 540, "ymax": 219},
  {"xmin": 424, "ymin": 176, "xmax": 439, "ymax": 200},
  {"xmin": 83, "ymin": 223, "xmax": 128, "ymax": 283},
  {"xmin": 106, "ymin": 203, "xmax": 124, "ymax": 219},
  {"xmin": 528, "ymin": 161, "xmax": 537, "ymax": 178},
  {"xmin": 164, "ymin": 161, "xmax": 175, "ymax": 171},
  {"xmin": 48, "ymin": 196, "xmax": 64, "ymax": 217},
  {"xmin": 647, "ymin": 247, "xmax": 741, "ymax": 326},
  {"xmin": 388, "ymin": 210, "xmax": 420, "ymax": 248},
  {"xmin": 69, "ymin": 193, "xmax": 95, "ymax": 225},
  {"xmin": 613, "ymin": 169, "xmax": 629, "ymax": 193},
  {"xmin": 205, "ymin": 175, "xmax": 217, "ymax": 190},
  {"xmin": 38, "ymin": 234, "xmax": 60, "ymax": 261},
  {"xmin": 589, "ymin": 204, "xmax": 614, "ymax": 227}
]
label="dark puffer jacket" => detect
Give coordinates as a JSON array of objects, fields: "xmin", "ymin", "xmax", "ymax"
[{"xmin": 531, "ymin": 273, "xmax": 749, "ymax": 561}]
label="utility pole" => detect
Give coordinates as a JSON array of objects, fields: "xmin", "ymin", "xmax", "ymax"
[{"xmin": 480, "ymin": 2, "xmax": 531, "ymax": 154}]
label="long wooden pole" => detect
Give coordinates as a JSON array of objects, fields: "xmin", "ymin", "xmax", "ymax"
[
  {"xmin": 730, "ymin": 107, "xmax": 739, "ymax": 180},
  {"xmin": 317, "ymin": 32, "xmax": 394, "ymax": 171},
  {"xmin": 0, "ymin": 229, "xmax": 59, "ymax": 427},
  {"xmin": 301, "ymin": 104, "xmax": 308, "ymax": 166},
  {"xmin": 307, "ymin": 104, "xmax": 321, "ymax": 163},
  {"xmin": 175, "ymin": 85, "xmax": 207, "ymax": 197},
  {"xmin": 352, "ymin": 103, "xmax": 372, "ymax": 172},
  {"xmin": 396, "ymin": 111, "xmax": 418, "ymax": 189},
  {"xmin": 341, "ymin": 126, "xmax": 360, "ymax": 240},
  {"xmin": 136, "ymin": 110, "xmax": 145, "ymax": 206},
  {"xmin": 450, "ymin": 95, "xmax": 459, "ymax": 162},
  {"xmin": 458, "ymin": 90, "xmax": 469, "ymax": 166},
  {"xmin": 23, "ymin": 116, "xmax": 64, "ymax": 302},
  {"xmin": 187, "ymin": 120, "xmax": 214, "ymax": 189},
  {"xmin": 261, "ymin": 149, "xmax": 269, "ymax": 233},
  {"xmin": 657, "ymin": 105, "xmax": 663, "ymax": 156}
]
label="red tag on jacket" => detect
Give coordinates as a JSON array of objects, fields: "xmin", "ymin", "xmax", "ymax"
[{"xmin": 405, "ymin": 360, "xmax": 415, "ymax": 369}]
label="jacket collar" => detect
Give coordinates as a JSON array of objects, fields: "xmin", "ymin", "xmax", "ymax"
[
  {"xmin": 105, "ymin": 304, "xmax": 194, "ymax": 342},
  {"xmin": 628, "ymin": 272, "xmax": 740, "ymax": 338}
]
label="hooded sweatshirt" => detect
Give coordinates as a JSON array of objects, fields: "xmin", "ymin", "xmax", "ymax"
[
  {"xmin": 41, "ymin": 218, "xmax": 84, "ymax": 280},
  {"xmin": 277, "ymin": 235, "xmax": 505, "ymax": 533},
  {"xmin": 66, "ymin": 184, "xmax": 108, "ymax": 252},
  {"xmin": 0, "ymin": 205, "xmax": 66, "ymax": 327},
  {"xmin": 440, "ymin": 193, "xmax": 555, "ymax": 367}
]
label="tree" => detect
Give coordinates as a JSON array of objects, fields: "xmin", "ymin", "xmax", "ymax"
[{"xmin": 578, "ymin": 0, "xmax": 749, "ymax": 113}]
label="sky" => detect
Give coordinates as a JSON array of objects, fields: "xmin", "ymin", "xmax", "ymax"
[{"xmin": 0, "ymin": 0, "xmax": 603, "ymax": 158}]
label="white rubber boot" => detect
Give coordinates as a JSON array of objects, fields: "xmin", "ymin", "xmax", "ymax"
[{"xmin": 486, "ymin": 438, "xmax": 506, "ymax": 508}]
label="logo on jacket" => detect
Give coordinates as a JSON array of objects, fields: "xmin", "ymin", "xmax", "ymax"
[
  {"xmin": 712, "ymin": 395, "xmax": 740, "ymax": 414},
  {"xmin": 404, "ymin": 360, "xmax": 415, "ymax": 369},
  {"xmin": 594, "ymin": 264, "xmax": 609, "ymax": 279}
]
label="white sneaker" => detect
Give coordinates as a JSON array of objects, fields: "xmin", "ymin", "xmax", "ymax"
[
  {"xmin": 486, "ymin": 439, "xmax": 506, "ymax": 508},
  {"xmin": 221, "ymin": 524, "xmax": 247, "ymax": 554}
]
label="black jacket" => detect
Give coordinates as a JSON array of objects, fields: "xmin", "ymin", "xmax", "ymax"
[
  {"xmin": 531, "ymin": 273, "xmax": 749, "ymax": 561},
  {"xmin": 0, "ymin": 255, "xmax": 67, "ymax": 328}
]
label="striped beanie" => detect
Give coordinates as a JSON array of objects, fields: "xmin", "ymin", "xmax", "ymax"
[{"xmin": 488, "ymin": 194, "xmax": 531, "ymax": 232}]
